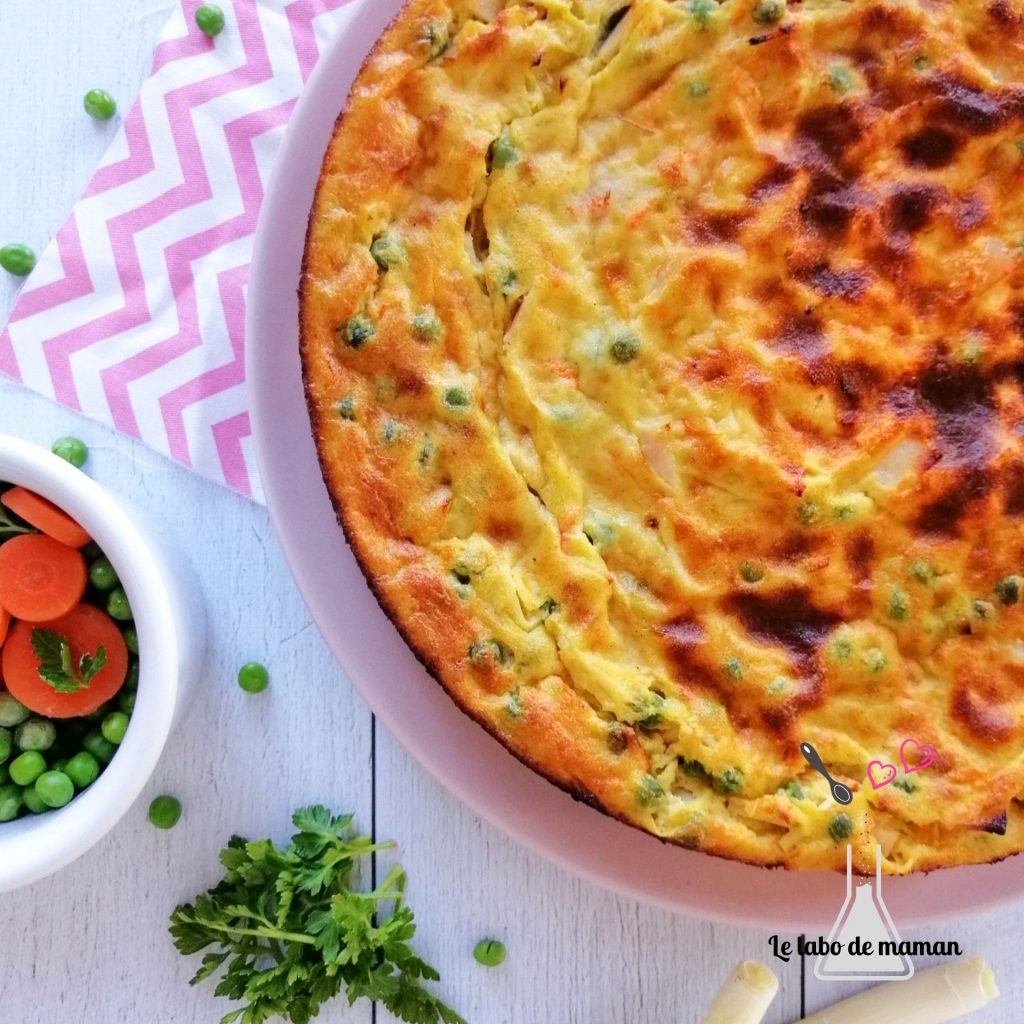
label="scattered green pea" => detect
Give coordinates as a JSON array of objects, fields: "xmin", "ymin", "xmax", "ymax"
[
  {"xmin": 21, "ymin": 786, "xmax": 47, "ymax": 814},
  {"xmin": 35, "ymin": 771, "xmax": 74, "ymax": 809},
  {"xmin": 0, "ymin": 785, "xmax": 22, "ymax": 822},
  {"xmin": 0, "ymin": 694, "xmax": 30, "ymax": 728},
  {"xmin": 342, "ymin": 316, "xmax": 375, "ymax": 349},
  {"xmin": 832, "ymin": 638, "xmax": 853, "ymax": 660},
  {"xmin": 688, "ymin": 0, "xmax": 717, "ymax": 25},
  {"xmin": 780, "ymin": 780, "xmax": 804, "ymax": 800},
  {"xmin": 688, "ymin": 80, "xmax": 710, "ymax": 99},
  {"xmin": 9, "ymin": 750, "xmax": 46, "ymax": 787},
  {"xmin": 88, "ymin": 557, "xmax": 119, "ymax": 591},
  {"xmin": 908, "ymin": 560, "xmax": 935, "ymax": 585},
  {"xmin": 0, "ymin": 243, "xmax": 37, "ymax": 277},
  {"xmin": 740, "ymin": 562, "xmax": 764, "ymax": 583},
  {"xmin": 107, "ymin": 587, "xmax": 132, "ymax": 621},
  {"xmin": 237, "ymin": 662, "xmax": 269, "ymax": 694},
  {"xmin": 423, "ymin": 20, "xmax": 450, "ymax": 58},
  {"xmin": 123, "ymin": 625, "xmax": 139, "ymax": 655},
  {"xmin": 491, "ymin": 132, "xmax": 520, "ymax": 170},
  {"xmin": 723, "ymin": 658, "xmax": 744, "ymax": 680},
  {"xmin": 51, "ymin": 435, "xmax": 89, "ymax": 468},
  {"xmin": 995, "ymin": 575, "xmax": 1020, "ymax": 606},
  {"xmin": 753, "ymin": 0, "xmax": 786, "ymax": 24},
  {"xmin": 101, "ymin": 712, "xmax": 129, "ymax": 745},
  {"xmin": 83, "ymin": 729, "xmax": 117, "ymax": 765},
  {"xmin": 468, "ymin": 638, "xmax": 511, "ymax": 668},
  {"xmin": 609, "ymin": 330, "xmax": 641, "ymax": 364},
  {"xmin": 443, "ymin": 386, "xmax": 470, "ymax": 410},
  {"xmin": 797, "ymin": 499, "xmax": 822, "ymax": 526},
  {"xmin": 148, "ymin": 794, "xmax": 182, "ymax": 829},
  {"xmin": 862, "ymin": 648, "xmax": 888, "ymax": 672},
  {"xmin": 336, "ymin": 397, "xmax": 356, "ymax": 421},
  {"xmin": 370, "ymin": 232, "xmax": 404, "ymax": 271},
  {"xmin": 714, "ymin": 767, "xmax": 744, "ymax": 795},
  {"xmin": 893, "ymin": 777, "xmax": 915, "ymax": 794},
  {"xmin": 15, "ymin": 719, "xmax": 56, "ymax": 753},
  {"xmin": 888, "ymin": 585, "xmax": 910, "ymax": 622},
  {"xmin": 473, "ymin": 939, "xmax": 507, "ymax": 967},
  {"xmin": 195, "ymin": 3, "xmax": 226, "ymax": 37},
  {"xmin": 83, "ymin": 88, "xmax": 117, "ymax": 120},
  {"xmin": 829, "ymin": 813, "xmax": 853, "ymax": 841},
  {"xmin": 633, "ymin": 692, "xmax": 665, "ymax": 728},
  {"xmin": 65, "ymin": 751, "xmax": 100, "ymax": 790},
  {"xmin": 411, "ymin": 310, "xmax": 442, "ymax": 341},
  {"xmin": 828, "ymin": 66, "xmax": 855, "ymax": 95},
  {"xmin": 635, "ymin": 773, "xmax": 665, "ymax": 808}
]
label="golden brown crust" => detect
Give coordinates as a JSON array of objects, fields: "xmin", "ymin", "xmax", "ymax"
[{"xmin": 301, "ymin": 0, "xmax": 1024, "ymax": 873}]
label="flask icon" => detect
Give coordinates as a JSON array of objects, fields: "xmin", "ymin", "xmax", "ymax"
[{"xmin": 815, "ymin": 844, "xmax": 914, "ymax": 982}]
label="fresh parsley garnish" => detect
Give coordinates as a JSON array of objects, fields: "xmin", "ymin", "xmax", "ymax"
[
  {"xmin": 169, "ymin": 806, "xmax": 465, "ymax": 1024},
  {"xmin": 0, "ymin": 503, "xmax": 32, "ymax": 537},
  {"xmin": 31, "ymin": 628, "xmax": 107, "ymax": 693}
]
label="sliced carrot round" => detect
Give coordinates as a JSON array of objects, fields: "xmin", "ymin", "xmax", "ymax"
[
  {"xmin": 1, "ymin": 603, "xmax": 129, "ymax": 718},
  {"xmin": 0, "ymin": 607, "xmax": 9, "ymax": 650},
  {"xmin": 0, "ymin": 534, "xmax": 87, "ymax": 622},
  {"xmin": 1, "ymin": 487, "xmax": 91, "ymax": 549}
]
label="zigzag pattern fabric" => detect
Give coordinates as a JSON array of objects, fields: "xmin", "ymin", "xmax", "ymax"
[{"xmin": 0, "ymin": 0, "xmax": 361, "ymax": 502}]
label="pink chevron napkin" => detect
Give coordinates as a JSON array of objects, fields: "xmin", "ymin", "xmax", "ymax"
[{"xmin": 0, "ymin": 0, "xmax": 364, "ymax": 502}]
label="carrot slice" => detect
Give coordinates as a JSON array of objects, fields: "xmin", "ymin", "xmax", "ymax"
[
  {"xmin": 0, "ymin": 607, "xmax": 9, "ymax": 649},
  {"xmin": 0, "ymin": 534, "xmax": 87, "ymax": 622},
  {"xmin": 1, "ymin": 487, "xmax": 91, "ymax": 549},
  {"xmin": 1, "ymin": 603, "xmax": 129, "ymax": 718}
]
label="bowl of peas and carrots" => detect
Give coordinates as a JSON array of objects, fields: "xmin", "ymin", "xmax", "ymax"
[{"xmin": 0, "ymin": 433, "xmax": 204, "ymax": 892}]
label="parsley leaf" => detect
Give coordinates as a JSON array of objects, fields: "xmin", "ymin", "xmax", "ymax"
[
  {"xmin": 0, "ymin": 503, "xmax": 32, "ymax": 537},
  {"xmin": 31, "ymin": 628, "xmax": 107, "ymax": 693},
  {"xmin": 169, "ymin": 807, "xmax": 465, "ymax": 1024}
]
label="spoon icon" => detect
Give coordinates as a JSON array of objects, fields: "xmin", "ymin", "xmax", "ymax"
[{"xmin": 800, "ymin": 742, "xmax": 853, "ymax": 805}]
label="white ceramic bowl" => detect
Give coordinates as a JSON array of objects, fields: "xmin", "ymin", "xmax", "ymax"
[{"xmin": 0, "ymin": 433, "xmax": 204, "ymax": 892}]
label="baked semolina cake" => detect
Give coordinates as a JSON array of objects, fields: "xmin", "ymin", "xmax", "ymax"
[{"xmin": 301, "ymin": 0, "xmax": 1024, "ymax": 873}]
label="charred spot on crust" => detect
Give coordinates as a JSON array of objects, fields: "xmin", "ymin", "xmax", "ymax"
[
  {"xmin": 804, "ymin": 263, "xmax": 869, "ymax": 301},
  {"xmin": 935, "ymin": 76, "xmax": 1006, "ymax": 135},
  {"xmin": 888, "ymin": 184, "xmax": 944, "ymax": 234},
  {"xmin": 654, "ymin": 617, "xmax": 720, "ymax": 693},
  {"xmin": 980, "ymin": 811, "xmax": 1008, "ymax": 835},
  {"xmin": 952, "ymin": 686, "xmax": 1015, "ymax": 744},
  {"xmin": 799, "ymin": 175, "xmax": 867, "ymax": 236},
  {"xmin": 797, "ymin": 105, "xmax": 863, "ymax": 169},
  {"xmin": 900, "ymin": 126, "xmax": 959, "ymax": 168},
  {"xmin": 726, "ymin": 588, "xmax": 841, "ymax": 663},
  {"xmin": 688, "ymin": 211, "xmax": 745, "ymax": 245},
  {"xmin": 1003, "ymin": 462, "xmax": 1024, "ymax": 515},
  {"xmin": 845, "ymin": 532, "xmax": 875, "ymax": 585},
  {"xmin": 750, "ymin": 163, "xmax": 795, "ymax": 203},
  {"xmin": 836, "ymin": 361, "xmax": 881, "ymax": 409},
  {"xmin": 989, "ymin": 0, "xmax": 1017, "ymax": 24}
]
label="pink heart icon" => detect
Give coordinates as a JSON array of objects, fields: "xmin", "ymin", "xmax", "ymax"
[
  {"xmin": 900, "ymin": 737, "xmax": 937, "ymax": 774},
  {"xmin": 867, "ymin": 760, "xmax": 897, "ymax": 790}
]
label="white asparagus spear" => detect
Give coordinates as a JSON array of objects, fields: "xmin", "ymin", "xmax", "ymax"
[
  {"xmin": 799, "ymin": 957, "xmax": 998, "ymax": 1024},
  {"xmin": 701, "ymin": 960, "xmax": 780, "ymax": 1024}
]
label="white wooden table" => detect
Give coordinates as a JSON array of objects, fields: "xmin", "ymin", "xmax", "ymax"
[{"xmin": 0, "ymin": 3, "xmax": 1015, "ymax": 1022}]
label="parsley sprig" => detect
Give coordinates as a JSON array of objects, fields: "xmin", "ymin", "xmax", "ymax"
[
  {"xmin": 31, "ymin": 627, "xmax": 107, "ymax": 693},
  {"xmin": 0, "ymin": 503, "xmax": 32, "ymax": 538},
  {"xmin": 169, "ymin": 806, "xmax": 466, "ymax": 1024}
]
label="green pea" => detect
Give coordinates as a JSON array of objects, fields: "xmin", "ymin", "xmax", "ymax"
[
  {"xmin": 797, "ymin": 499, "xmax": 822, "ymax": 525},
  {"xmin": 101, "ymin": 712, "xmax": 129, "ymax": 745},
  {"xmin": 83, "ymin": 88, "xmax": 117, "ymax": 120},
  {"xmin": 468, "ymin": 638, "xmax": 512, "ymax": 668},
  {"xmin": 893, "ymin": 777, "xmax": 915, "ymax": 794},
  {"xmin": 148, "ymin": 794, "xmax": 182, "ymax": 830},
  {"xmin": 341, "ymin": 316, "xmax": 375, "ymax": 349},
  {"xmin": 423, "ymin": 20, "xmax": 449, "ymax": 58},
  {"xmin": 832, "ymin": 638, "xmax": 853, "ymax": 660},
  {"xmin": 911, "ymin": 54, "xmax": 932, "ymax": 71},
  {"xmin": 635, "ymin": 773, "xmax": 665, "ymax": 808},
  {"xmin": 714, "ymin": 767, "xmax": 744, "ymax": 794},
  {"xmin": 909, "ymin": 560, "xmax": 935, "ymax": 584},
  {"xmin": 336, "ymin": 397, "xmax": 357, "ymax": 421},
  {"xmin": 609, "ymin": 330, "xmax": 641, "ymax": 364},
  {"xmin": 0, "ymin": 243, "xmax": 37, "ymax": 277},
  {"xmin": 723, "ymin": 658, "xmax": 744, "ymax": 680},
  {"xmin": 195, "ymin": 3, "xmax": 226, "ymax": 36},
  {"xmin": 0, "ymin": 784, "xmax": 22, "ymax": 822},
  {"xmin": 411, "ymin": 310, "xmax": 442, "ymax": 341},
  {"xmin": 491, "ymin": 132, "xmax": 519, "ymax": 170},
  {"xmin": 122, "ymin": 625, "xmax": 139, "ymax": 655},
  {"xmin": 740, "ymin": 562, "xmax": 764, "ymax": 583},
  {"xmin": 633, "ymin": 692, "xmax": 665, "ymax": 729},
  {"xmin": 15, "ymin": 719, "xmax": 56, "ymax": 753},
  {"xmin": 370, "ymin": 233, "xmax": 404, "ymax": 271},
  {"xmin": 107, "ymin": 587, "xmax": 133, "ymax": 621},
  {"xmin": 888, "ymin": 585, "xmax": 910, "ymax": 622},
  {"xmin": 9, "ymin": 750, "xmax": 46, "ymax": 787},
  {"xmin": 88, "ymin": 557, "xmax": 118, "ymax": 589},
  {"xmin": 237, "ymin": 662, "xmax": 269, "ymax": 694},
  {"xmin": 65, "ymin": 751, "xmax": 100, "ymax": 790},
  {"xmin": 780, "ymin": 780, "xmax": 804, "ymax": 800},
  {"xmin": 443, "ymin": 386, "xmax": 470, "ymax": 410},
  {"xmin": 118, "ymin": 688, "xmax": 137, "ymax": 715},
  {"xmin": 473, "ymin": 939, "xmax": 506, "ymax": 967},
  {"xmin": 21, "ymin": 786, "xmax": 48, "ymax": 814},
  {"xmin": 0, "ymin": 728, "xmax": 9, "ymax": 764},
  {"xmin": 995, "ymin": 575, "xmax": 1020, "ymax": 606},
  {"xmin": 753, "ymin": 0, "xmax": 785, "ymax": 23},
  {"xmin": 0, "ymin": 694, "xmax": 30, "ymax": 728},
  {"xmin": 829, "ymin": 813, "xmax": 853, "ymax": 841},
  {"xmin": 34, "ymin": 771, "xmax": 74, "ymax": 809},
  {"xmin": 83, "ymin": 729, "xmax": 117, "ymax": 765},
  {"xmin": 607, "ymin": 722, "xmax": 630, "ymax": 754},
  {"xmin": 51, "ymin": 435, "xmax": 89, "ymax": 468},
  {"xmin": 688, "ymin": 80, "xmax": 710, "ymax": 99},
  {"xmin": 828, "ymin": 66, "xmax": 855, "ymax": 95},
  {"xmin": 682, "ymin": 758, "xmax": 706, "ymax": 778},
  {"xmin": 863, "ymin": 647, "xmax": 887, "ymax": 672},
  {"xmin": 688, "ymin": 0, "xmax": 717, "ymax": 25}
]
